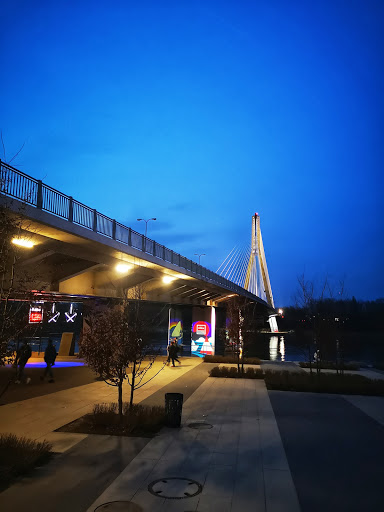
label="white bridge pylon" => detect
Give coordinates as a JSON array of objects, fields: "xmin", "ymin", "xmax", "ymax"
[
  {"xmin": 217, "ymin": 213, "xmax": 278, "ymax": 332},
  {"xmin": 245, "ymin": 213, "xmax": 278, "ymax": 333}
]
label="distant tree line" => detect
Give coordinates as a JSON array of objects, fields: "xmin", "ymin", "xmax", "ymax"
[{"xmin": 280, "ymin": 297, "xmax": 384, "ymax": 333}]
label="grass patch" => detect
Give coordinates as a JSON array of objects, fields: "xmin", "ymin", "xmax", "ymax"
[
  {"xmin": 0, "ymin": 434, "xmax": 52, "ymax": 491},
  {"xmin": 264, "ymin": 370, "xmax": 384, "ymax": 396},
  {"xmin": 57, "ymin": 403, "xmax": 165, "ymax": 437},
  {"xmin": 299, "ymin": 361, "xmax": 360, "ymax": 371},
  {"xmin": 204, "ymin": 355, "xmax": 261, "ymax": 365},
  {"xmin": 209, "ymin": 366, "xmax": 264, "ymax": 379}
]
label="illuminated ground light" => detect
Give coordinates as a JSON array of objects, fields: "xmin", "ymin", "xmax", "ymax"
[
  {"xmin": 163, "ymin": 275, "xmax": 175, "ymax": 284},
  {"xmin": 23, "ymin": 361, "xmax": 85, "ymax": 368},
  {"xmin": 12, "ymin": 237, "xmax": 34, "ymax": 248},
  {"xmin": 116, "ymin": 263, "xmax": 130, "ymax": 273}
]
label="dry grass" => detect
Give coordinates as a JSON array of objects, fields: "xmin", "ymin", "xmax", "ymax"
[
  {"xmin": 58, "ymin": 402, "xmax": 166, "ymax": 437},
  {"xmin": 0, "ymin": 434, "xmax": 52, "ymax": 490}
]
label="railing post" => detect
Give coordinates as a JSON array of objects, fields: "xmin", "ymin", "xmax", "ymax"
[
  {"xmin": 128, "ymin": 228, "xmax": 132, "ymax": 246},
  {"xmin": 153, "ymin": 242, "xmax": 156, "ymax": 257},
  {"xmin": 112, "ymin": 219, "xmax": 116, "ymax": 240},
  {"xmin": 36, "ymin": 180, "xmax": 43, "ymax": 209},
  {"xmin": 162, "ymin": 246, "xmax": 165, "ymax": 260},
  {"xmin": 93, "ymin": 209, "xmax": 97, "ymax": 232},
  {"xmin": 68, "ymin": 196, "xmax": 73, "ymax": 222},
  {"xmin": 142, "ymin": 235, "xmax": 146, "ymax": 252}
]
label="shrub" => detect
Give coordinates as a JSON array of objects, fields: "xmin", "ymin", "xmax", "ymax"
[
  {"xmin": 204, "ymin": 355, "xmax": 261, "ymax": 365},
  {"xmin": 245, "ymin": 367, "xmax": 264, "ymax": 379},
  {"xmin": 227, "ymin": 367, "xmax": 238, "ymax": 378},
  {"xmin": 299, "ymin": 361, "xmax": 360, "ymax": 371},
  {"xmin": 0, "ymin": 434, "xmax": 52, "ymax": 490},
  {"xmin": 209, "ymin": 366, "xmax": 222, "ymax": 377},
  {"xmin": 209, "ymin": 366, "xmax": 264, "ymax": 379},
  {"xmin": 264, "ymin": 370, "xmax": 384, "ymax": 396}
]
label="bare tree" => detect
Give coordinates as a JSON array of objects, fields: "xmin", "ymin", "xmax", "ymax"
[
  {"xmin": 80, "ymin": 289, "xmax": 165, "ymax": 420},
  {"xmin": 295, "ymin": 273, "xmax": 346, "ymax": 374},
  {"xmin": 0, "ymin": 194, "xmax": 34, "ymax": 368},
  {"xmin": 226, "ymin": 296, "xmax": 262, "ymax": 373}
]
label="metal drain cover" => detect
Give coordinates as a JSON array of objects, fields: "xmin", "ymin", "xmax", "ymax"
[
  {"xmin": 94, "ymin": 502, "xmax": 142, "ymax": 511},
  {"xmin": 188, "ymin": 422, "xmax": 213, "ymax": 429},
  {"xmin": 148, "ymin": 477, "xmax": 203, "ymax": 499}
]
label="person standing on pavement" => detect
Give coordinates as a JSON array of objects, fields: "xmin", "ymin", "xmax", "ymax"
[
  {"xmin": 15, "ymin": 340, "xmax": 32, "ymax": 384},
  {"xmin": 168, "ymin": 340, "xmax": 180, "ymax": 367},
  {"xmin": 41, "ymin": 339, "xmax": 57, "ymax": 383}
]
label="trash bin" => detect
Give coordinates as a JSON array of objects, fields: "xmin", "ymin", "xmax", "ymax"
[{"xmin": 165, "ymin": 392, "xmax": 184, "ymax": 427}]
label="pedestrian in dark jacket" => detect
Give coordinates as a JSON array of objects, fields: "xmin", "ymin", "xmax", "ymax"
[
  {"xmin": 41, "ymin": 339, "xmax": 57, "ymax": 383},
  {"xmin": 168, "ymin": 341, "xmax": 180, "ymax": 367},
  {"xmin": 15, "ymin": 341, "xmax": 32, "ymax": 384}
]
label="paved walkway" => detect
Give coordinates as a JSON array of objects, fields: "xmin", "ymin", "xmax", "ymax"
[
  {"xmin": 87, "ymin": 378, "xmax": 299, "ymax": 512},
  {"xmin": 0, "ymin": 359, "xmax": 300, "ymax": 511},
  {"xmin": 0, "ymin": 358, "xmax": 202, "ymax": 450}
]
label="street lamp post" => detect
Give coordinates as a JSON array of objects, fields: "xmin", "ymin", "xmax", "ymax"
[
  {"xmin": 194, "ymin": 253, "xmax": 206, "ymax": 265},
  {"xmin": 137, "ymin": 217, "xmax": 156, "ymax": 238}
]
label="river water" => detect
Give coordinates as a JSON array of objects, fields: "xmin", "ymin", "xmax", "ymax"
[{"xmin": 256, "ymin": 332, "xmax": 384, "ymax": 364}]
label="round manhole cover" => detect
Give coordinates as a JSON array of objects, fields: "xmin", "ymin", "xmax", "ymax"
[
  {"xmin": 148, "ymin": 477, "xmax": 203, "ymax": 499},
  {"xmin": 94, "ymin": 502, "xmax": 142, "ymax": 511},
  {"xmin": 188, "ymin": 422, "xmax": 213, "ymax": 429}
]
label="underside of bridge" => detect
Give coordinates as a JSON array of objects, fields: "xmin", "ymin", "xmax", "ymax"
[{"xmin": 5, "ymin": 198, "xmax": 272, "ymax": 317}]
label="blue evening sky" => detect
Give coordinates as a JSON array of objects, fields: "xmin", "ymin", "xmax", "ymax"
[{"xmin": 1, "ymin": 1, "xmax": 383, "ymax": 306}]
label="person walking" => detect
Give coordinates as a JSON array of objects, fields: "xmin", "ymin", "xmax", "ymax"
[
  {"xmin": 168, "ymin": 340, "xmax": 180, "ymax": 367},
  {"xmin": 15, "ymin": 341, "xmax": 32, "ymax": 384},
  {"xmin": 41, "ymin": 339, "xmax": 57, "ymax": 383}
]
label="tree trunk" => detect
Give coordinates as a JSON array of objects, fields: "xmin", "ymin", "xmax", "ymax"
[
  {"xmin": 308, "ymin": 345, "xmax": 312, "ymax": 374},
  {"xmin": 118, "ymin": 378, "xmax": 123, "ymax": 421},
  {"xmin": 129, "ymin": 359, "xmax": 136, "ymax": 409}
]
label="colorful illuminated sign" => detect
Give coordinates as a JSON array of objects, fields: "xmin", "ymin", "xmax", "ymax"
[
  {"xmin": 192, "ymin": 321, "xmax": 211, "ymax": 338},
  {"xmin": 169, "ymin": 320, "xmax": 183, "ymax": 343},
  {"xmin": 191, "ymin": 320, "xmax": 213, "ymax": 357},
  {"xmin": 48, "ymin": 303, "xmax": 60, "ymax": 323},
  {"xmin": 65, "ymin": 303, "xmax": 77, "ymax": 323},
  {"xmin": 29, "ymin": 305, "xmax": 43, "ymax": 323}
]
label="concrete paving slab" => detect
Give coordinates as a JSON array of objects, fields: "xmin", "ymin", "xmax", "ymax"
[
  {"xmin": 264, "ymin": 468, "xmax": 301, "ymax": 512},
  {"xmin": 197, "ymin": 494, "xmax": 232, "ymax": 511},
  {"xmin": 269, "ymin": 390, "xmax": 384, "ymax": 512},
  {"xmin": 343, "ymin": 394, "xmax": 384, "ymax": 426},
  {"xmin": 39, "ymin": 431, "xmax": 88, "ymax": 452}
]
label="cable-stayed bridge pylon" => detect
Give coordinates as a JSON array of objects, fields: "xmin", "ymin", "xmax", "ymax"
[{"xmin": 217, "ymin": 213, "xmax": 278, "ymax": 332}]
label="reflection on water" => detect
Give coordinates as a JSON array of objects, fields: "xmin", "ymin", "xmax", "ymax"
[
  {"xmin": 269, "ymin": 336, "xmax": 278, "ymax": 360},
  {"xmin": 263, "ymin": 331, "xmax": 384, "ymax": 363},
  {"xmin": 269, "ymin": 336, "xmax": 286, "ymax": 361}
]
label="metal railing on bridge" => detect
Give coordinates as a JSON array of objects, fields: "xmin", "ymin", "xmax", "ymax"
[{"xmin": 0, "ymin": 160, "xmax": 254, "ymax": 297}]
